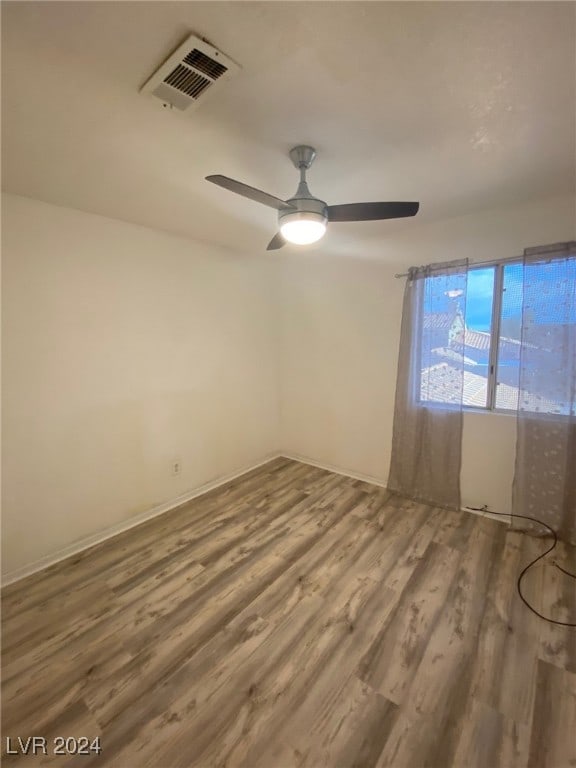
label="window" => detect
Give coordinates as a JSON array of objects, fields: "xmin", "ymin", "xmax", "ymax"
[{"xmin": 418, "ymin": 257, "xmax": 576, "ymax": 413}]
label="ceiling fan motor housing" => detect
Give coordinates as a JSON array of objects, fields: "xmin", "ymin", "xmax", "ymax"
[{"xmin": 278, "ymin": 196, "xmax": 328, "ymax": 230}]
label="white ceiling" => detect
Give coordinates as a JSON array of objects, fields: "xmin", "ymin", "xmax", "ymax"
[{"xmin": 2, "ymin": 1, "xmax": 575, "ymax": 255}]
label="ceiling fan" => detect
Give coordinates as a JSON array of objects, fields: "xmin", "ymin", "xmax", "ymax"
[{"xmin": 206, "ymin": 145, "xmax": 419, "ymax": 250}]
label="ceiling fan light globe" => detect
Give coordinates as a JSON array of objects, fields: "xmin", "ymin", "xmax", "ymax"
[{"xmin": 279, "ymin": 212, "xmax": 327, "ymax": 245}]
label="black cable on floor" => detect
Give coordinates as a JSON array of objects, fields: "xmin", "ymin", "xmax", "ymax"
[
  {"xmin": 465, "ymin": 505, "xmax": 576, "ymax": 628},
  {"xmin": 554, "ymin": 562, "xmax": 576, "ymax": 579}
]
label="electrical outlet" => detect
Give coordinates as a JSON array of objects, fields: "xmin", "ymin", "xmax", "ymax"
[{"xmin": 171, "ymin": 459, "xmax": 182, "ymax": 477}]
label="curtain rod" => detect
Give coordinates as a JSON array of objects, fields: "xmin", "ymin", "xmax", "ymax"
[{"xmin": 394, "ymin": 255, "xmax": 522, "ymax": 279}]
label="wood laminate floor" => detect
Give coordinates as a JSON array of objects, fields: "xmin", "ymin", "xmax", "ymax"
[{"xmin": 2, "ymin": 458, "xmax": 575, "ymax": 768}]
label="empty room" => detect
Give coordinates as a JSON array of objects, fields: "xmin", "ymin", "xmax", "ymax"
[{"xmin": 1, "ymin": 1, "xmax": 575, "ymax": 766}]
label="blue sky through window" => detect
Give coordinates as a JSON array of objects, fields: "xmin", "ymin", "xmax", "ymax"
[
  {"xmin": 421, "ymin": 267, "xmax": 495, "ymax": 331},
  {"xmin": 465, "ymin": 267, "xmax": 494, "ymax": 332}
]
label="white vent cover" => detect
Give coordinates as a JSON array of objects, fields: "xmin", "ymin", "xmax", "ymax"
[{"xmin": 141, "ymin": 34, "xmax": 240, "ymax": 111}]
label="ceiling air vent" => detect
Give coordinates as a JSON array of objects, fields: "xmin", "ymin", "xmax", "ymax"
[{"xmin": 141, "ymin": 34, "xmax": 240, "ymax": 112}]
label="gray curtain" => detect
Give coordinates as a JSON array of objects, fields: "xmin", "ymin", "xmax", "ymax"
[
  {"xmin": 388, "ymin": 259, "xmax": 468, "ymax": 509},
  {"xmin": 512, "ymin": 242, "xmax": 576, "ymax": 544}
]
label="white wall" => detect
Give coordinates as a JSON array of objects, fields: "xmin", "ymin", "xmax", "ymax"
[
  {"xmin": 280, "ymin": 195, "xmax": 576, "ymax": 513},
  {"xmin": 3, "ymin": 192, "xmax": 574, "ymax": 580},
  {"xmin": 1, "ymin": 193, "xmax": 279, "ymax": 577}
]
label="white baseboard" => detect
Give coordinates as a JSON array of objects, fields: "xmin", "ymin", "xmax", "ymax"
[
  {"xmin": 279, "ymin": 451, "xmax": 388, "ymax": 489},
  {"xmin": 2, "ymin": 452, "xmax": 282, "ymax": 587}
]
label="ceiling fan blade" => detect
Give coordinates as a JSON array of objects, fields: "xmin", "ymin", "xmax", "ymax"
[
  {"xmin": 327, "ymin": 202, "xmax": 419, "ymax": 222},
  {"xmin": 206, "ymin": 175, "xmax": 295, "ymax": 211},
  {"xmin": 266, "ymin": 232, "xmax": 286, "ymax": 251}
]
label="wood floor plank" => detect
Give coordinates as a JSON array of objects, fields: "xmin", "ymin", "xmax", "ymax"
[
  {"xmin": 343, "ymin": 502, "xmax": 436, "ymax": 591},
  {"xmin": 2, "ymin": 458, "xmax": 574, "ymax": 768},
  {"xmin": 82, "ymin": 552, "xmax": 290, "ymax": 727},
  {"xmin": 469, "ymin": 530, "xmax": 539, "ymax": 725},
  {"xmin": 528, "ymin": 660, "xmax": 576, "ymax": 768},
  {"xmin": 129, "ymin": 572, "xmax": 396, "ymax": 768},
  {"xmin": 357, "ymin": 540, "xmax": 462, "ymax": 704},
  {"xmin": 402, "ymin": 518, "xmax": 506, "ymax": 720},
  {"xmin": 244, "ymin": 580, "xmax": 401, "ymax": 767},
  {"xmin": 451, "ymin": 697, "xmax": 531, "ymax": 768},
  {"xmin": 2, "ymin": 580, "xmax": 119, "ymax": 667},
  {"xmin": 275, "ymin": 675, "xmax": 398, "ymax": 768},
  {"xmin": 97, "ymin": 596, "xmax": 325, "ymax": 768}
]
